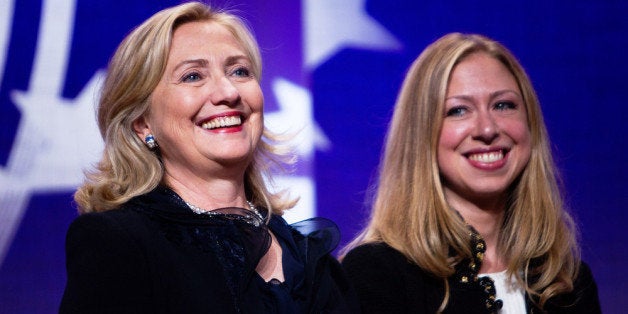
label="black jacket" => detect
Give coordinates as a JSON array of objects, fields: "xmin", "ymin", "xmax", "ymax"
[
  {"xmin": 342, "ymin": 242, "xmax": 600, "ymax": 313},
  {"xmin": 60, "ymin": 186, "xmax": 358, "ymax": 314}
]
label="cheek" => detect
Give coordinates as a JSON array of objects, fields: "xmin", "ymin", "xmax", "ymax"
[
  {"xmin": 247, "ymin": 86, "xmax": 264, "ymax": 112},
  {"xmin": 507, "ymin": 120, "xmax": 531, "ymax": 146},
  {"xmin": 437, "ymin": 122, "xmax": 467, "ymax": 175},
  {"xmin": 504, "ymin": 120, "xmax": 532, "ymax": 169},
  {"xmin": 438, "ymin": 121, "xmax": 469, "ymax": 150},
  {"xmin": 517, "ymin": 128, "xmax": 532, "ymax": 163},
  {"xmin": 244, "ymin": 86, "xmax": 264, "ymax": 125},
  {"xmin": 146, "ymin": 98, "xmax": 196, "ymax": 142},
  {"xmin": 150, "ymin": 104, "xmax": 184, "ymax": 130},
  {"xmin": 236, "ymin": 80, "xmax": 263, "ymax": 106},
  {"xmin": 149, "ymin": 90, "xmax": 190, "ymax": 121}
]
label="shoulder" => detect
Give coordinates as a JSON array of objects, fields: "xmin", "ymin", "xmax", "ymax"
[
  {"xmin": 540, "ymin": 261, "xmax": 602, "ymax": 313},
  {"xmin": 575, "ymin": 261, "xmax": 597, "ymax": 286},
  {"xmin": 66, "ymin": 207, "xmax": 147, "ymax": 245},
  {"xmin": 342, "ymin": 242, "xmax": 427, "ymax": 280},
  {"xmin": 69, "ymin": 206, "xmax": 142, "ymax": 227},
  {"xmin": 341, "ymin": 243, "xmax": 441, "ymax": 313},
  {"xmin": 64, "ymin": 206, "xmax": 154, "ymax": 269},
  {"xmin": 341, "ymin": 242, "xmax": 434, "ymax": 287},
  {"xmin": 571, "ymin": 261, "xmax": 601, "ymax": 311},
  {"xmin": 343, "ymin": 242, "xmax": 400, "ymax": 257},
  {"xmin": 342, "ymin": 242, "xmax": 410, "ymax": 268},
  {"xmin": 61, "ymin": 208, "xmax": 156, "ymax": 313}
]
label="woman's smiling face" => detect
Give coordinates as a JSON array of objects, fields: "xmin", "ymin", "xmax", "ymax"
[
  {"xmin": 438, "ymin": 52, "xmax": 531, "ymax": 203},
  {"xmin": 135, "ymin": 20, "xmax": 264, "ymax": 178}
]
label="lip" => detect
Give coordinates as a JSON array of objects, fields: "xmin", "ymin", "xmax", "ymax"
[
  {"xmin": 197, "ymin": 111, "xmax": 243, "ymax": 124},
  {"xmin": 464, "ymin": 147, "xmax": 510, "ymax": 170},
  {"xmin": 197, "ymin": 111, "xmax": 244, "ymax": 133}
]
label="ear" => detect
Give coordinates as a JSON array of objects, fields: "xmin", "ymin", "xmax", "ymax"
[{"xmin": 132, "ymin": 116, "xmax": 152, "ymax": 140}]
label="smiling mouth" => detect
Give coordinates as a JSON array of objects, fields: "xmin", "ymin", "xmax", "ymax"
[
  {"xmin": 467, "ymin": 150, "xmax": 506, "ymax": 163},
  {"xmin": 200, "ymin": 115, "xmax": 242, "ymax": 130}
]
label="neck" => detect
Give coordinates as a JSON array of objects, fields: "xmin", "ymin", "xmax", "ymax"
[
  {"xmin": 444, "ymin": 189, "xmax": 507, "ymax": 273},
  {"xmin": 163, "ymin": 169, "xmax": 249, "ymax": 211}
]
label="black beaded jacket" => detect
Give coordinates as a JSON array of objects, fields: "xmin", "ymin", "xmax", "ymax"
[{"xmin": 341, "ymin": 242, "xmax": 601, "ymax": 313}]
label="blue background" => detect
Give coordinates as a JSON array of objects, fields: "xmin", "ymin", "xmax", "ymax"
[{"xmin": 0, "ymin": 0, "xmax": 626, "ymax": 312}]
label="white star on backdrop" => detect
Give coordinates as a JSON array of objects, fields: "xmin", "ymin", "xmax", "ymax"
[
  {"xmin": 262, "ymin": 0, "xmax": 402, "ymax": 221},
  {"xmin": 264, "ymin": 77, "xmax": 331, "ymax": 222},
  {"xmin": 303, "ymin": 0, "xmax": 403, "ymax": 69},
  {"xmin": 0, "ymin": 0, "xmax": 103, "ymax": 265},
  {"xmin": 0, "ymin": 0, "xmax": 14, "ymax": 89},
  {"xmin": 266, "ymin": 78, "xmax": 331, "ymax": 157}
]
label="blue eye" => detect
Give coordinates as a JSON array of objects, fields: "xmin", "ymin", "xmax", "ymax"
[
  {"xmin": 182, "ymin": 72, "xmax": 202, "ymax": 82},
  {"xmin": 232, "ymin": 67, "xmax": 251, "ymax": 77},
  {"xmin": 446, "ymin": 106, "xmax": 468, "ymax": 117},
  {"xmin": 494, "ymin": 101, "xmax": 517, "ymax": 110}
]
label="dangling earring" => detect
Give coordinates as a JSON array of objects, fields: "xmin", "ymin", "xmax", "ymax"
[{"xmin": 144, "ymin": 134, "xmax": 158, "ymax": 149}]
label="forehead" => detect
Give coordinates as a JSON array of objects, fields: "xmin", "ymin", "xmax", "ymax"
[
  {"xmin": 168, "ymin": 21, "xmax": 245, "ymax": 58},
  {"xmin": 447, "ymin": 52, "xmax": 518, "ymax": 92}
]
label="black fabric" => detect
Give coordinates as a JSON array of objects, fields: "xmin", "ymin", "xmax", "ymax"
[
  {"xmin": 341, "ymin": 242, "xmax": 601, "ymax": 314},
  {"xmin": 60, "ymin": 186, "xmax": 359, "ymax": 314}
]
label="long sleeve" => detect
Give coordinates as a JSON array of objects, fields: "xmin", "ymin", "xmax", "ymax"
[
  {"xmin": 59, "ymin": 212, "xmax": 155, "ymax": 314},
  {"xmin": 341, "ymin": 243, "xmax": 443, "ymax": 313}
]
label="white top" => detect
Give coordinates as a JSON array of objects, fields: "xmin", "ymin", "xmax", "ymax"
[{"xmin": 479, "ymin": 270, "xmax": 526, "ymax": 314}]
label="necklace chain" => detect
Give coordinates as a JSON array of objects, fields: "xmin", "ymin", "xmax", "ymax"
[{"xmin": 185, "ymin": 200, "xmax": 262, "ymax": 219}]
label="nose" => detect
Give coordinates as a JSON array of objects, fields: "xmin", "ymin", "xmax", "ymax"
[
  {"xmin": 209, "ymin": 76, "xmax": 240, "ymax": 106},
  {"xmin": 472, "ymin": 110, "xmax": 499, "ymax": 143}
]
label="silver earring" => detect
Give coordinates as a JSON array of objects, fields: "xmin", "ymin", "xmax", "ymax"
[{"xmin": 144, "ymin": 134, "xmax": 158, "ymax": 149}]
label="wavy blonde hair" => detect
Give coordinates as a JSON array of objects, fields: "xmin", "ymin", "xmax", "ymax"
[
  {"xmin": 342, "ymin": 33, "xmax": 579, "ymax": 308},
  {"xmin": 75, "ymin": 1, "xmax": 296, "ymax": 215}
]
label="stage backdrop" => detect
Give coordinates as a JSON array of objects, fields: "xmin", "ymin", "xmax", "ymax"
[{"xmin": 0, "ymin": 0, "xmax": 626, "ymax": 312}]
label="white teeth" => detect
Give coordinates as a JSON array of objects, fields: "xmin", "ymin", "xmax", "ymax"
[
  {"xmin": 469, "ymin": 151, "xmax": 503, "ymax": 163},
  {"xmin": 201, "ymin": 116, "xmax": 242, "ymax": 129}
]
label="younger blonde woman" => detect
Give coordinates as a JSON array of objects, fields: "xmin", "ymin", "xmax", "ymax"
[{"xmin": 341, "ymin": 33, "xmax": 600, "ymax": 313}]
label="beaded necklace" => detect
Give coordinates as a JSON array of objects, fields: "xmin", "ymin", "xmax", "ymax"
[{"xmin": 185, "ymin": 200, "xmax": 264, "ymax": 219}]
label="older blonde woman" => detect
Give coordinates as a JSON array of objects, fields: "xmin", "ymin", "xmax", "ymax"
[
  {"xmin": 341, "ymin": 33, "xmax": 600, "ymax": 313},
  {"xmin": 60, "ymin": 2, "xmax": 357, "ymax": 313}
]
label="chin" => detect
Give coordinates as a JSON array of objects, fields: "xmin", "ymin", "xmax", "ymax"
[
  {"xmin": 467, "ymin": 185, "xmax": 512, "ymax": 201},
  {"xmin": 212, "ymin": 152, "xmax": 255, "ymax": 166}
]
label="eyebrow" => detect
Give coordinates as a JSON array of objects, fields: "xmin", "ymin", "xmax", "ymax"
[
  {"xmin": 172, "ymin": 59, "xmax": 208, "ymax": 72},
  {"xmin": 224, "ymin": 54, "xmax": 252, "ymax": 68},
  {"xmin": 171, "ymin": 55, "xmax": 251, "ymax": 72},
  {"xmin": 445, "ymin": 89, "xmax": 522, "ymax": 101},
  {"xmin": 490, "ymin": 89, "xmax": 521, "ymax": 98}
]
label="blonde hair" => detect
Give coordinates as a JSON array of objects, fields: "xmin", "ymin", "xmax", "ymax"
[
  {"xmin": 75, "ymin": 1, "xmax": 296, "ymax": 214},
  {"xmin": 342, "ymin": 33, "xmax": 579, "ymax": 308}
]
